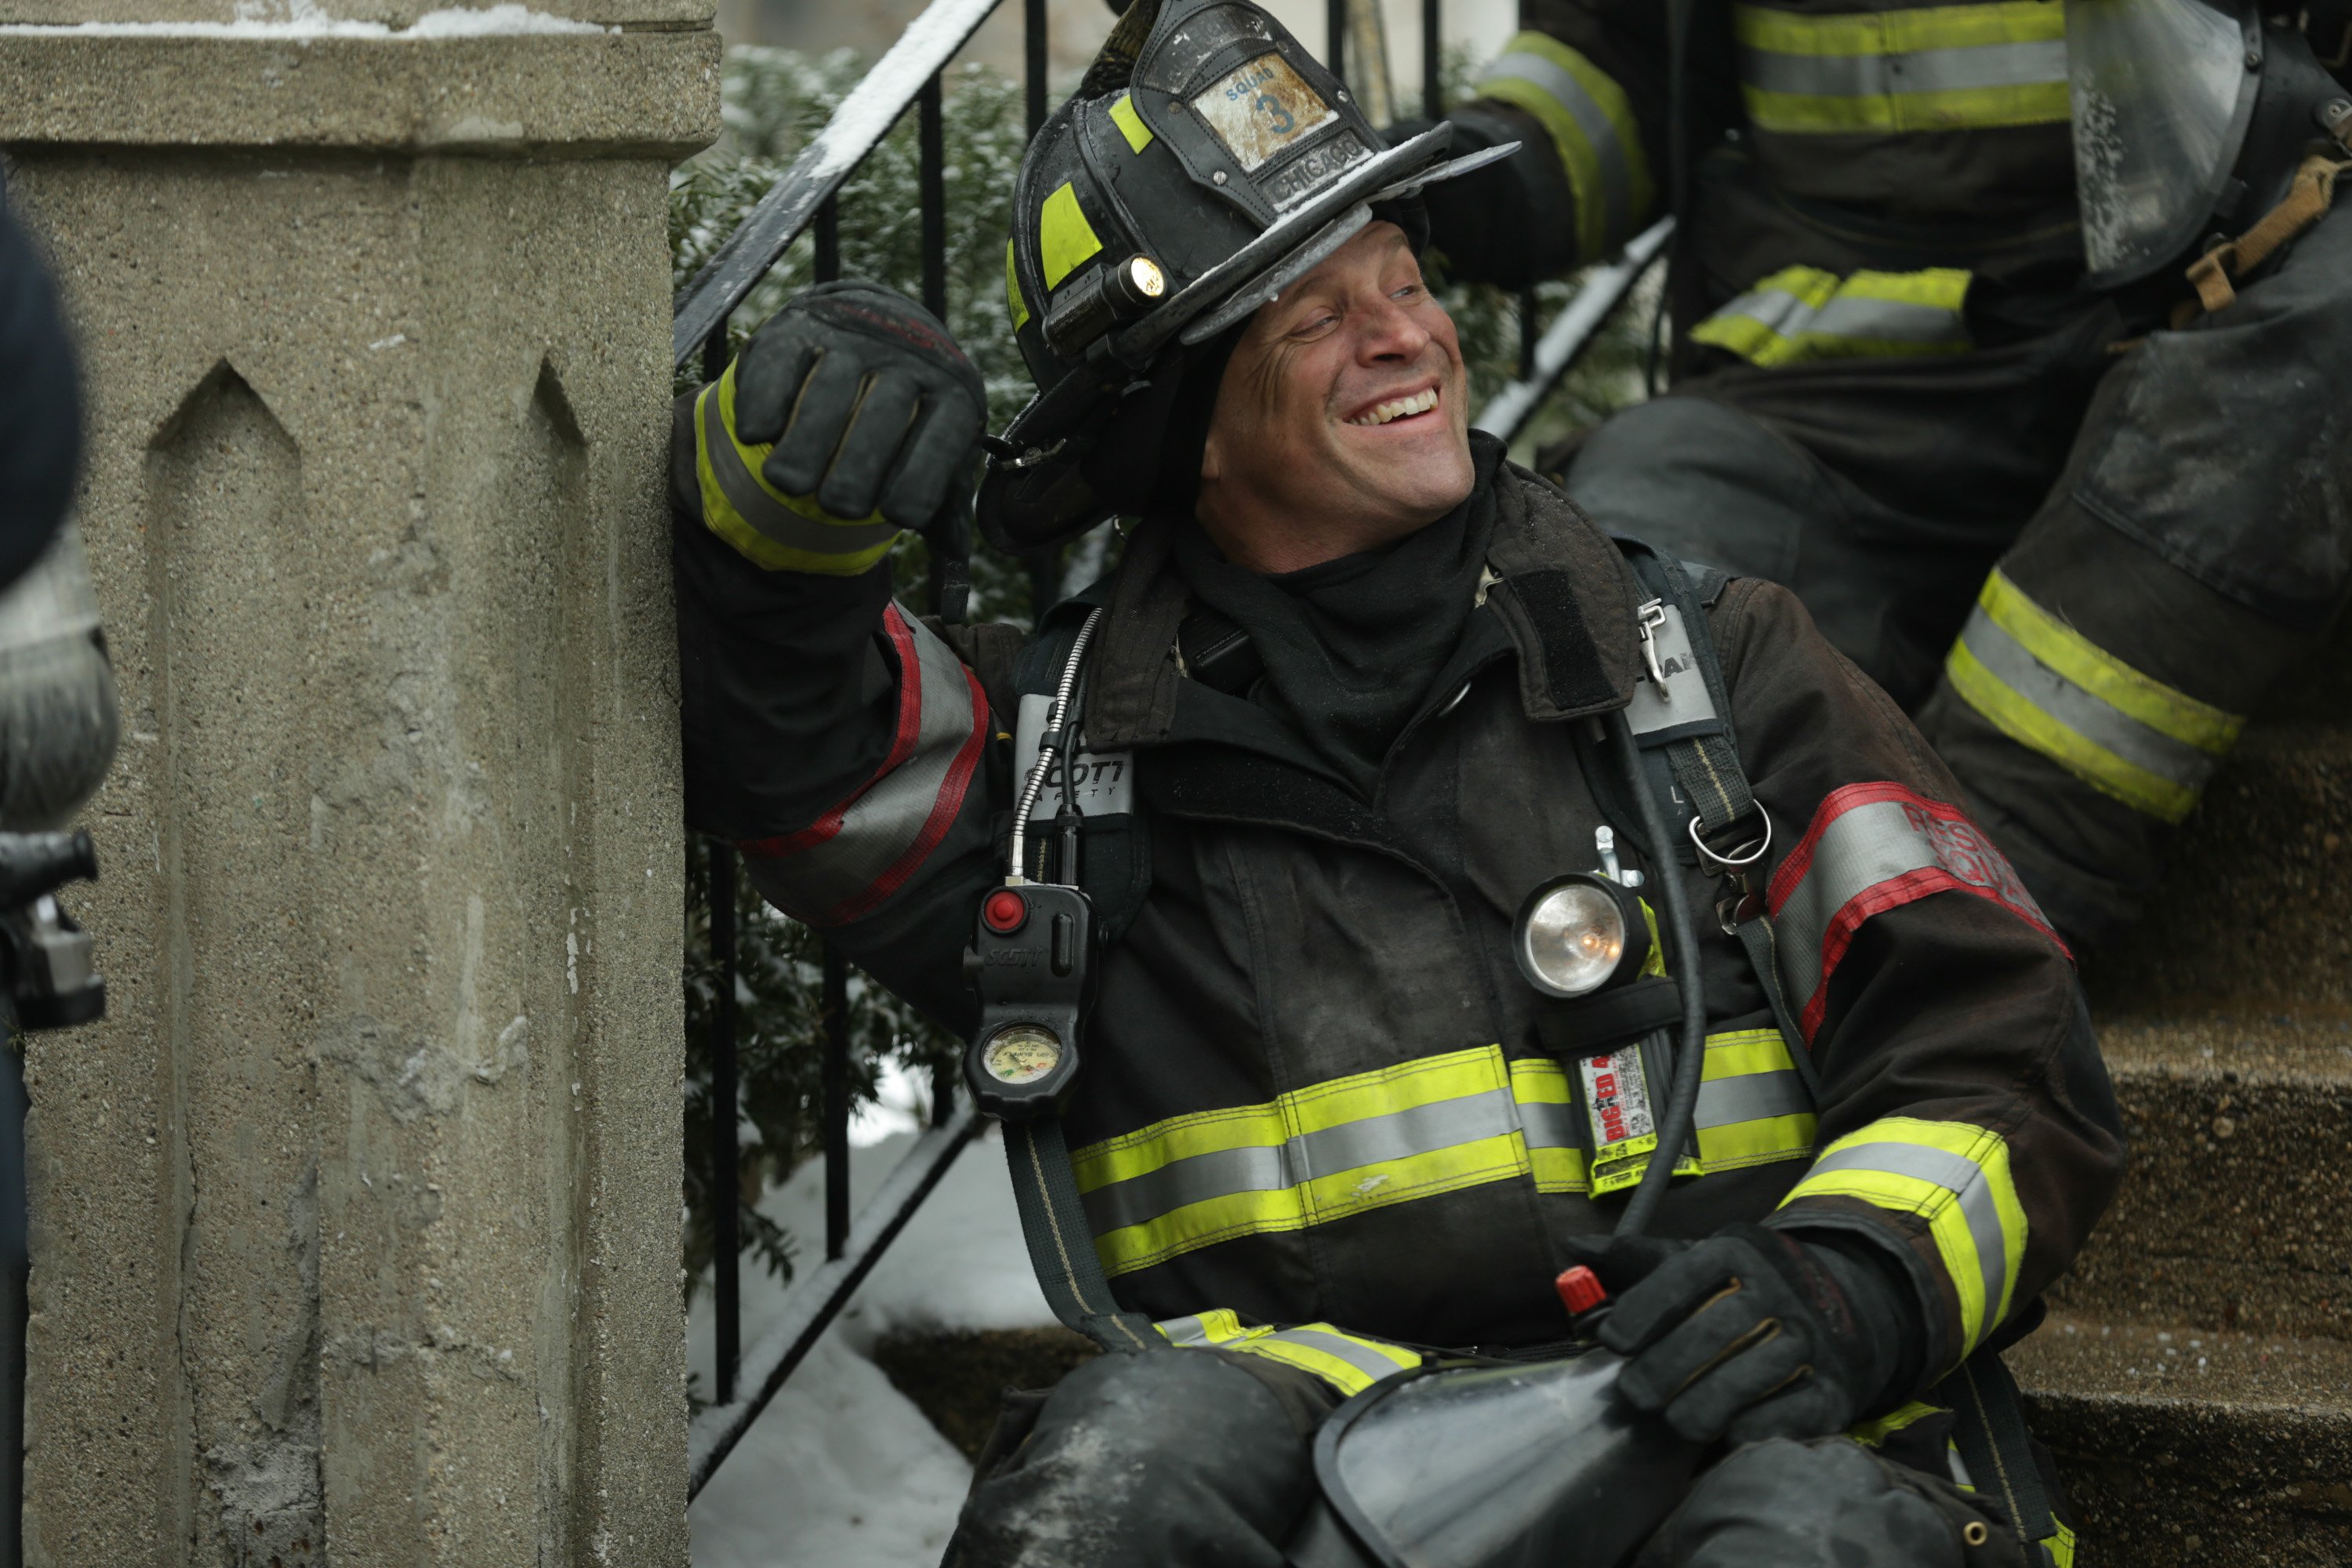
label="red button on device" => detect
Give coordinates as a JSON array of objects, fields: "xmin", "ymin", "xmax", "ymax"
[
  {"xmin": 1555, "ymin": 1265, "xmax": 1610, "ymax": 1318},
  {"xmin": 983, "ymin": 889, "xmax": 1028, "ymax": 933}
]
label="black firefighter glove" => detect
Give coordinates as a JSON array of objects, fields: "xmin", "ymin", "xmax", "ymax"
[
  {"xmin": 1384, "ymin": 104, "xmax": 1576, "ymax": 289},
  {"xmin": 728, "ymin": 279, "xmax": 987, "ymax": 535},
  {"xmin": 1560, "ymin": 1223, "xmax": 1928, "ymax": 1446}
]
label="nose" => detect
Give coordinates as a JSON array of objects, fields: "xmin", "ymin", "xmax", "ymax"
[{"xmin": 1353, "ymin": 284, "xmax": 1432, "ymax": 365}]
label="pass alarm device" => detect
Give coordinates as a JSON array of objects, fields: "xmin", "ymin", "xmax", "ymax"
[
  {"xmin": 964, "ymin": 608, "xmax": 1108, "ymax": 1122},
  {"xmin": 964, "ymin": 880, "xmax": 1094, "ymax": 1120}
]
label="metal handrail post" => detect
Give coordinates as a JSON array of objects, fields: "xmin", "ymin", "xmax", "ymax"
[{"xmin": 708, "ymin": 837, "xmax": 742, "ymax": 1404}]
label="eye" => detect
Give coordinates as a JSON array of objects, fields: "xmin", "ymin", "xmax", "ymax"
[
  {"xmin": 1291, "ymin": 308, "xmax": 1340, "ymax": 338},
  {"xmin": 1391, "ymin": 281, "xmax": 1423, "ymax": 303}
]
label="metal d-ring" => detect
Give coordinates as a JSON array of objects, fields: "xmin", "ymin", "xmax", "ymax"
[{"xmin": 1689, "ymin": 810, "xmax": 1771, "ymax": 874}]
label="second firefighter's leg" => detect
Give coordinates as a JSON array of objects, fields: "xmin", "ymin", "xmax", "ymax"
[
  {"xmin": 1914, "ymin": 201, "xmax": 2352, "ymax": 949},
  {"xmin": 946, "ymin": 1347, "xmax": 1340, "ymax": 1568},
  {"xmin": 1562, "ymin": 394, "xmax": 2000, "ymax": 710}
]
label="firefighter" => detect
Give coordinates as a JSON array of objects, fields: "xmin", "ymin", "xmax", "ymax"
[
  {"xmin": 671, "ymin": 2, "xmax": 2122, "ymax": 1563},
  {"xmin": 1404, "ymin": 0, "xmax": 2352, "ymax": 949}
]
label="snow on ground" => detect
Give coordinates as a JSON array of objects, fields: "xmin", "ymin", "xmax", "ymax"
[{"xmin": 688, "ymin": 1119, "xmax": 1054, "ymax": 1568}]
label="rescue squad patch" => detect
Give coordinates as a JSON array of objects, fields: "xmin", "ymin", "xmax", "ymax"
[{"xmin": 1192, "ymin": 51, "xmax": 1338, "ymax": 172}]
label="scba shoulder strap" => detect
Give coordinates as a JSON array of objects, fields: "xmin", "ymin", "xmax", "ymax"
[
  {"xmin": 1606, "ymin": 540, "xmax": 1820, "ymax": 1101},
  {"xmin": 993, "ymin": 610, "xmax": 1167, "ymax": 1355}
]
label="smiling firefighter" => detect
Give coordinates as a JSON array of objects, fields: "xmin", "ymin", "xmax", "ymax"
[{"xmin": 668, "ymin": 2, "xmax": 2125, "ymax": 1565}]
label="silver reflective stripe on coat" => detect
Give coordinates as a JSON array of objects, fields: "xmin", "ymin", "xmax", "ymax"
[
  {"xmin": 1079, "ymin": 1086, "xmax": 1521, "ymax": 1236},
  {"xmin": 1694, "ymin": 1068, "xmax": 1811, "ymax": 1128},
  {"xmin": 1804, "ymin": 1138, "xmax": 2010, "ymax": 1333},
  {"xmin": 1740, "ymin": 38, "xmax": 2068, "ymax": 100},
  {"xmin": 1768, "ymin": 783, "xmax": 2055, "ymax": 1037},
  {"xmin": 738, "ymin": 607, "xmax": 986, "ymax": 926}
]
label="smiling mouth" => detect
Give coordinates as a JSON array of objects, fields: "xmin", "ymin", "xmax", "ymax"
[{"xmin": 1345, "ymin": 386, "xmax": 1440, "ymax": 427}]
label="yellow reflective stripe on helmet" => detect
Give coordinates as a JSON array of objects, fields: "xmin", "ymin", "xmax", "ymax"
[
  {"xmin": 1691, "ymin": 1028, "xmax": 1817, "ymax": 1172},
  {"xmin": 1946, "ymin": 569, "xmax": 2244, "ymax": 824},
  {"xmin": 1733, "ymin": 1, "xmax": 2069, "ymax": 134},
  {"xmin": 1039, "ymin": 181, "xmax": 1103, "ymax": 291},
  {"xmin": 1153, "ymin": 1312, "xmax": 1421, "ymax": 1396},
  {"xmin": 1073, "ymin": 1045, "xmax": 1531, "ymax": 1277},
  {"xmin": 1780, "ymin": 1116, "xmax": 2026, "ymax": 1356},
  {"xmin": 1476, "ymin": 31, "xmax": 1655, "ymax": 263},
  {"xmin": 1109, "ymin": 89, "xmax": 1154, "ymax": 154},
  {"xmin": 691, "ymin": 359, "xmax": 898, "ymax": 575},
  {"xmin": 1690, "ymin": 264, "xmax": 1973, "ymax": 366},
  {"xmin": 1004, "ymin": 238, "xmax": 1031, "ymax": 333}
]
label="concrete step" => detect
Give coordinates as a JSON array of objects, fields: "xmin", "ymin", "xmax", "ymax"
[
  {"xmin": 2055, "ymin": 1016, "xmax": 2352, "ymax": 1342},
  {"xmin": 2009, "ymin": 1312, "xmax": 2352, "ymax": 1566},
  {"xmin": 2085, "ymin": 724, "xmax": 2352, "ymax": 1014}
]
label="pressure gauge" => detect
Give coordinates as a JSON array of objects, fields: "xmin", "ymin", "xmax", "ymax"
[{"xmin": 981, "ymin": 1024, "xmax": 1064, "ymax": 1087}]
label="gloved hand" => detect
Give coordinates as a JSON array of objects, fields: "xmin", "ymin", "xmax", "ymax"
[
  {"xmin": 728, "ymin": 279, "xmax": 987, "ymax": 532},
  {"xmin": 1559, "ymin": 1223, "xmax": 1926, "ymax": 1446},
  {"xmin": 1385, "ymin": 104, "xmax": 1573, "ymax": 289}
]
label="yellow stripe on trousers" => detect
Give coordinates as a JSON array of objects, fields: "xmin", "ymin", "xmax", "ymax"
[{"xmin": 1945, "ymin": 568, "xmax": 2243, "ymax": 822}]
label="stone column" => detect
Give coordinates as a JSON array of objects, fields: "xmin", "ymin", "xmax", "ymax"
[{"xmin": 0, "ymin": 5, "xmax": 717, "ymax": 1563}]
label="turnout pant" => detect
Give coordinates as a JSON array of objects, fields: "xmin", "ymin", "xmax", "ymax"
[
  {"xmin": 1561, "ymin": 201, "xmax": 2352, "ymax": 949},
  {"xmin": 941, "ymin": 1349, "xmax": 2028, "ymax": 1568}
]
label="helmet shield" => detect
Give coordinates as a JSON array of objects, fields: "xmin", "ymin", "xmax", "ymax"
[
  {"xmin": 982, "ymin": 0, "xmax": 1512, "ymax": 550},
  {"xmin": 2069, "ymin": 0, "xmax": 2262, "ymax": 283}
]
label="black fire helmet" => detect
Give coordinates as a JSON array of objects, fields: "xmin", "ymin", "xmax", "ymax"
[{"xmin": 976, "ymin": 0, "xmax": 1515, "ymax": 552}]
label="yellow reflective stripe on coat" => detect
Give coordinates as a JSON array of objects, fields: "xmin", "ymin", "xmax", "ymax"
[
  {"xmin": 691, "ymin": 358, "xmax": 898, "ymax": 575},
  {"xmin": 2046, "ymin": 1519, "xmax": 2077, "ymax": 1567},
  {"xmin": 1154, "ymin": 1310, "xmax": 1421, "ymax": 1396},
  {"xmin": 1946, "ymin": 568, "xmax": 2245, "ymax": 823},
  {"xmin": 1779, "ymin": 1116, "xmax": 2026, "ymax": 1355},
  {"xmin": 1691, "ymin": 1029, "xmax": 1817, "ymax": 1171},
  {"xmin": 1690, "ymin": 264, "xmax": 1973, "ymax": 366},
  {"xmin": 1073, "ymin": 1045, "xmax": 1531, "ymax": 1276},
  {"xmin": 1475, "ymin": 31, "xmax": 1655, "ymax": 262},
  {"xmin": 1733, "ymin": 1, "xmax": 2070, "ymax": 135},
  {"xmin": 1078, "ymin": 1033, "xmax": 1817, "ymax": 1272}
]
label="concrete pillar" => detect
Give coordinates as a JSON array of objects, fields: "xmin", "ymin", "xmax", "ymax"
[{"xmin": 0, "ymin": 6, "xmax": 717, "ymax": 1563}]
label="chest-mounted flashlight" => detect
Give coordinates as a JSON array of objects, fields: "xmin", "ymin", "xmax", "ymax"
[{"xmin": 1512, "ymin": 869, "xmax": 1650, "ymax": 999}]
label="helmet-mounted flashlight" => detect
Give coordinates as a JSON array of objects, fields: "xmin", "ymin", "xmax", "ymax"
[{"xmin": 1512, "ymin": 873, "xmax": 1649, "ymax": 999}]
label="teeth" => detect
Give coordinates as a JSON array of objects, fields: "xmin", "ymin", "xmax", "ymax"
[{"xmin": 1348, "ymin": 388, "xmax": 1439, "ymax": 426}]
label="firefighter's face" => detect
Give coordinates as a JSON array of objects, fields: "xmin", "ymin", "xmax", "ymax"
[{"xmin": 1198, "ymin": 222, "xmax": 1473, "ymax": 571}]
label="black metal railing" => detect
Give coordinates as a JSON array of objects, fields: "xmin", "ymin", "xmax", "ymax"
[{"xmin": 673, "ymin": 0, "xmax": 1670, "ymax": 1501}]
